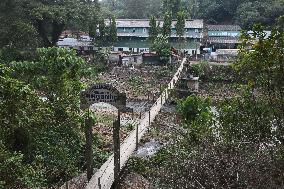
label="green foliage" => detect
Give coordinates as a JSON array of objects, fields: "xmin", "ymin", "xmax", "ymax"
[
  {"xmin": 0, "ymin": 48, "xmax": 89, "ymax": 187},
  {"xmin": 95, "ymin": 17, "xmax": 118, "ymax": 47},
  {"xmin": 150, "ymin": 36, "xmax": 171, "ymax": 63},
  {"xmin": 101, "ymin": 0, "xmax": 284, "ymax": 29},
  {"xmin": 92, "ymin": 133, "xmax": 110, "ymax": 168},
  {"xmin": 126, "ymin": 25, "xmax": 284, "ymax": 188},
  {"xmin": 177, "ymin": 95, "xmax": 214, "ymax": 145},
  {"xmin": 190, "ymin": 61, "xmax": 208, "ymax": 78},
  {"xmin": 162, "ymin": 12, "xmax": 172, "ymax": 37},
  {"xmin": 235, "ymin": 0, "xmax": 284, "ymax": 29},
  {"xmin": 0, "ymin": 144, "xmax": 46, "ymax": 188},
  {"xmin": 148, "ymin": 16, "xmax": 160, "ymax": 43},
  {"xmin": 175, "ymin": 11, "xmax": 186, "ymax": 38},
  {"xmin": 0, "ymin": 0, "xmax": 39, "ymax": 50},
  {"xmin": 109, "ymin": 16, "xmax": 118, "ymax": 45},
  {"xmin": 0, "ymin": 0, "xmax": 100, "ymax": 49},
  {"xmin": 233, "ymin": 24, "xmax": 284, "ymax": 141},
  {"xmin": 129, "ymin": 75, "xmax": 143, "ymax": 86},
  {"xmin": 96, "ymin": 19, "xmax": 108, "ymax": 47},
  {"xmin": 191, "ymin": 61, "xmax": 236, "ymax": 82},
  {"xmin": 100, "ymin": 0, "xmax": 163, "ymax": 19},
  {"xmin": 218, "ymin": 91, "xmax": 273, "ymax": 143},
  {"xmin": 10, "ymin": 47, "xmax": 85, "ymax": 105},
  {"xmin": 162, "ymin": 0, "xmax": 182, "ymax": 18},
  {"xmin": 124, "ymin": 123, "xmax": 135, "ymax": 132}
]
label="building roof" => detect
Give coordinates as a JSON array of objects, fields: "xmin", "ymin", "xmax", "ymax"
[
  {"xmin": 207, "ymin": 25, "xmax": 241, "ymax": 31},
  {"xmin": 106, "ymin": 19, "xmax": 204, "ymax": 29},
  {"xmin": 208, "ymin": 37, "xmax": 240, "ymax": 44}
]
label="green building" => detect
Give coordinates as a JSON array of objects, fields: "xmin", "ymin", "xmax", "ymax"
[
  {"xmin": 205, "ymin": 25, "xmax": 242, "ymax": 51},
  {"xmin": 106, "ymin": 19, "xmax": 204, "ymax": 55}
]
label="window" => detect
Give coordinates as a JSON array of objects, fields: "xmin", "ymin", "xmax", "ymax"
[
  {"xmin": 195, "ymin": 29, "xmax": 199, "ymax": 33},
  {"xmin": 132, "ymin": 28, "xmax": 136, "ymax": 33},
  {"xmin": 123, "ymin": 28, "xmax": 126, "ymax": 32},
  {"xmin": 118, "ymin": 48, "xmax": 123, "ymax": 51},
  {"xmin": 143, "ymin": 28, "xmax": 146, "ymax": 33}
]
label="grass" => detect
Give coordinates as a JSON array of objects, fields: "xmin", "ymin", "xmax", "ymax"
[{"xmin": 95, "ymin": 112, "xmax": 115, "ymax": 126}]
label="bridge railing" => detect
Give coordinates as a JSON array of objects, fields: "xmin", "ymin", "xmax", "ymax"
[{"xmin": 86, "ymin": 58, "xmax": 187, "ymax": 189}]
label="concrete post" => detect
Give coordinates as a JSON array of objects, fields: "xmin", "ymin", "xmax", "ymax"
[
  {"xmin": 136, "ymin": 124, "xmax": 139, "ymax": 151},
  {"xmin": 149, "ymin": 111, "xmax": 151, "ymax": 126},
  {"xmin": 98, "ymin": 177, "xmax": 101, "ymax": 189},
  {"xmin": 113, "ymin": 110, "xmax": 121, "ymax": 186},
  {"xmin": 85, "ymin": 111, "xmax": 93, "ymax": 181}
]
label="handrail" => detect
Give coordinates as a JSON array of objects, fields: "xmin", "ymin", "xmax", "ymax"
[{"xmin": 85, "ymin": 58, "xmax": 187, "ymax": 189}]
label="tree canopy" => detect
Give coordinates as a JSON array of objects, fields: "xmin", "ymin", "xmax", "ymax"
[
  {"xmin": 0, "ymin": 0, "xmax": 100, "ymax": 49},
  {"xmin": 100, "ymin": 0, "xmax": 284, "ymax": 29}
]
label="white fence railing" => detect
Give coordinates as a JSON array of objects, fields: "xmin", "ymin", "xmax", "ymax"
[{"xmin": 86, "ymin": 58, "xmax": 187, "ymax": 189}]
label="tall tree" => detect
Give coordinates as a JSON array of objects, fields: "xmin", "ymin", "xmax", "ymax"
[
  {"xmin": 163, "ymin": 12, "xmax": 172, "ymax": 37},
  {"xmin": 149, "ymin": 16, "xmax": 160, "ymax": 43},
  {"xmin": 96, "ymin": 18, "xmax": 107, "ymax": 47},
  {"xmin": 109, "ymin": 16, "xmax": 118, "ymax": 45},
  {"xmin": 175, "ymin": 11, "xmax": 186, "ymax": 47}
]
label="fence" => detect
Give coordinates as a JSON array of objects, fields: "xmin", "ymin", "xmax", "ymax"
[{"xmin": 85, "ymin": 58, "xmax": 187, "ymax": 189}]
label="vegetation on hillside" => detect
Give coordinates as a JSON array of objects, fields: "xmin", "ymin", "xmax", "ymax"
[
  {"xmin": 100, "ymin": 0, "xmax": 284, "ymax": 29},
  {"xmin": 125, "ymin": 23, "xmax": 284, "ymax": 188},
  {"xmin": 0, "ymin": 48, "xmax": 105, "ymax": 188}
]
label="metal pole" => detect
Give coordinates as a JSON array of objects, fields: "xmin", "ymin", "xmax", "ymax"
[
  {"xmin": 113, "ymin": 110, "xmax": 121, "ymax": 187},
  {"xmin": 98, "ymin": 177, "xmax": 101, "ymax": 189},
  {"xmin": 136, "ymin": 124, "xmax": 139, "ymax": 151},
  {"xmin": 149, "ymin": 111, "xmax": 151, "ymax": 126},
  {"xmin": 85, "ymin": 109, "xmax": 93, "ymax": 181}
]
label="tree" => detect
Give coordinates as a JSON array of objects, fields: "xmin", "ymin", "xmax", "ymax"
[
  {"xmin": 235, "ymin": 0, "xmax": 284, "ymax": 29},
  {"xmin": 0, "ymin": 0, "xmax": 100, "ymax": 48},
  {"xmin": 109, "ymin": 16, "xmax": 118, "ymax": 45},
  {"xmin": 177, "ymin": 95, "xmax": 214, "ymax": 145},
  {"xmin": 121, "ymin": 0, "xmax": 148, "ymax": 18},
  {"xmin": 151, "ymin": 36, "xmax": 171, "ymax": 63},
  {"xmin": 162, "ymin": 0, "xmax": 181, "ymax": 18},
  {"xmin": 149, "ymin": 16, "xmax": 160, "ymax": 43},
  {"xmin": 162, "ymin": 12, "xmax": 172, "ymax": 37},
  {"xmin": 126, "ymin": 24, "xmax": 284, "ymax": 188},
  {"xmin": 175, "ymin": 11, "xmax": 186, "ymax": 47},
  {"xmin": 0, "ymin": 0, "xmax": 39, "ymax": 51},
  {"xmin": 89, "ymin": 17, "xmax": 99, "ymax": 41},
  {"xmin": 1, "ymin": 48, "xmax": 89, "ymax": 187},
  {"xmin": 96, "ymin": 18, "xmax": 108, "ymax": 47}
]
